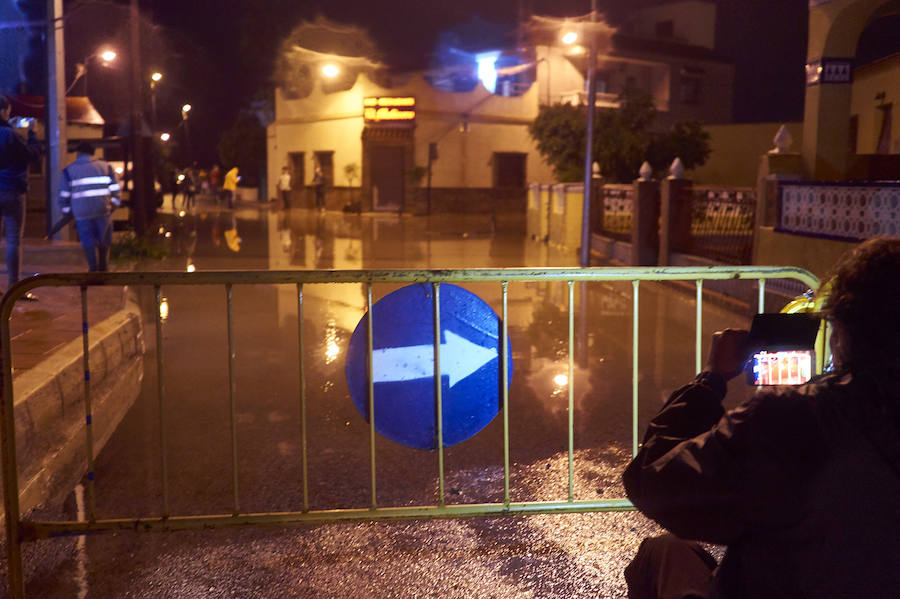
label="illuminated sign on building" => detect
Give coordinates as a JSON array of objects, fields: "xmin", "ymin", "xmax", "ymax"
[{"xmin": 364, "ymin": 97, "xmax": 416, "ymax": 123}]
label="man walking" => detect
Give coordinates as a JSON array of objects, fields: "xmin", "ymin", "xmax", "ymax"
[
  {"xmin": 0, "ymin": 95, "xmax": 41, "ymax": 299},
  {"xmin": 278, "ymin": 166, "xmax": 292, "ymax": 209},
  {"xmin": 60, "ymin": 141, "xmax": 121, "ymax": 272}
]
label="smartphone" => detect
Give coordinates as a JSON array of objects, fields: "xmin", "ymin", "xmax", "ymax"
[
  {"xmin": 746, "ymin": 313, "xmax": 820, "ymax": 386},
  {"xmin": 11, "ymin": 117, "xmax": 34, "ymax": 128},
  {"xmin": 749, "ymin": 349, "xmax": 815, "ymax": 385}
]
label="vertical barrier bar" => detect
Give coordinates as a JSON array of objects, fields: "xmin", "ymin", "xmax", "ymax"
[
  {"xmin": 757, "ymin": 279, "xmax": 766, "ymax": 314},
  {"xmin": 2, "ymin": 300, "xmax": 25, "ymax": 598},
  {"xmin": 567, "ymin": 281, "xmax": 575, "ymax": 502},
  {"xmin": 366, "ymin": 283, "xmax": 377, "ymax": 509},
  {"xmin": 433, "ymin": 283, "xmax": 445, "ymax": 507},
  {"xmin": 154, "ymin": 285, "xmax": 169, "ymax": 517},
  {"xmin": 297, "ymin": 283, "xmax": 309, "ymax": 512},
  {"xmin": 81, "ymin": 285, "xmax": 96, "ymax": 520},
  {"xmin": 695, "ymin": 280, "xmax": 703, "ymax": 374},
  {"xmin": 226, "ymin": 284, "xmax": 240, "ymax": 515},
  {"xmin": 501, "ymin": 282, "xmax": 511, "ymax": 506},
  {"xmin": 632, "ymin": 280, "xmax": 640, "ymax": 457}
]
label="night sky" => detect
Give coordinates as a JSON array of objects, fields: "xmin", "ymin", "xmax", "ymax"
[{"xmin": 52, "ymin": 0, "xmax": 815, "ymax": 166}]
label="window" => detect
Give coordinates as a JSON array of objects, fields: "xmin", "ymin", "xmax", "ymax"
[
  {"xmin": 876, "ymin": 104, "xmax": 892, "ymax": 155},
  {"xmin": 680, "ymin": 76, "xmax": 701, "ymax": 105},
  {"xmin": 655, "ymin": 20, "xmax": 674, "ymax": 39},
  {"xmin": 848, "ymin": 115, "xmax": 859, "ymax": 155},
  {"xmin": 493, "ymin": 152, "xmax": 526, "ymax": 188}
]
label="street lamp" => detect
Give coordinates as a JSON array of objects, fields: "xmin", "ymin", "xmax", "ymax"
[
  {"xmin": 321, "ymin": 64, "xmax": 339, "ymax": 78},
  {"xmin": 150, "ymin": 72, "xmax": 162, "ymax": 130},
  {"xmin": 181, "ymin": 103, "xmax": 192, "ymax": 163},
  {"xmin": 159, "ymin": 132, "xmax": 170, "ymax": 142},
  {"xmin": 561, "ymin": 31, "xmax": 578, "ymax": 45},
  {"xmin": 68, "ymin": 47, "xmax": 117, "ymax": 99}
]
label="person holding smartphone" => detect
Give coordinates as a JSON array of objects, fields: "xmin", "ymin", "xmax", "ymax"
[
  {"xmin": 622, "ymin": 237, "xmax": 900, "ymax": 599},
  {"xmin": 0, "ymin": 96, "xmax": 41, "ymax": 300}
]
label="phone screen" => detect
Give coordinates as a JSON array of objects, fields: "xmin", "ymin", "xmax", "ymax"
[{"xmin": 749, "ymin": 350, "xmax": 815, "ymax": 386}]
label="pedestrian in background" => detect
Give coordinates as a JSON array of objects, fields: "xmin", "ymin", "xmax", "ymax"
[
  {"xmin": 209, "ymin": 164, "xmax": 222, "ymax": 204},
  {"xmin": 312, "ymin": 166, "xmax": 325, "ymax": 211},
  {"xmin": 278, "ymin": 166, "xmax": 292, "ymax": 209},
  {"xmin": 0, "ymin": 95, "xmax": 41, "ymax": 299},
  {"xmin": 59, "ymin": 141, "xmax": 121, "ymax": 272},
  {"xmin": 223, "ymin": 166, "xmax": 239, "ymax": 209}
]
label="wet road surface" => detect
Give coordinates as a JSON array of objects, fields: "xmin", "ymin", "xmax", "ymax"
[{"xmin": 9, "ymin": 198, "xmax": 774, "ymax": 598}]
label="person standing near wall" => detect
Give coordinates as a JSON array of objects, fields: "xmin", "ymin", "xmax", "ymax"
[
  {"xmin": 0, "ymin": 95, "xmax": 41, "ymax": 299},
  {"xmin": 59, "ymin": 141, "xmax": 121, "ymax": 272},
  {"xmin": 312, "ymin": 166, "xmax": 325, "ymax": 212},
  {"xmin": 223, "ymin": 166, "xmax": 239, "ymax": 209},
  {"xmin": 278, "ymin": 166, "xmax": 292, "ymax": 209}
]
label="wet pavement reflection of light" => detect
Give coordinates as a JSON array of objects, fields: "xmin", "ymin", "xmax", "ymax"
[{"xmin": 22, "ymin": 201, "xmax": 756, "ymax": 598}]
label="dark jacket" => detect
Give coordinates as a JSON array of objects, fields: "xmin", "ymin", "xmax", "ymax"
[
  {"xmin": 60, "ymin": 154, "xmax": 121, "ymax": 220},
  {"xmin": 623, "ymin": 371, "xmax": 900, "ymax": 599},
  {"xmin": 0, "ymin": 121, "xmax": 41, "ymax": 193}
]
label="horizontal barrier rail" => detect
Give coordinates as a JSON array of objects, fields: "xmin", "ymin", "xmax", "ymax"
[{"xmin": 1, "ymin": 266, "xmax": 820, "ymax": 598}]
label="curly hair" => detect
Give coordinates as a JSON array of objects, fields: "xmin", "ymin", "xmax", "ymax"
[{"xmin": 823, "ymin": 237, "xmax": 900, "ymax": 373}]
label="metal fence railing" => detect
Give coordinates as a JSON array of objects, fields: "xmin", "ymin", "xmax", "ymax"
[
  {"xmin": 598, "ymin": 184, "xmax": 633, "ymax": 241},
  {"xmin": 1, "ymin": 266, "xmax": 820, "ymax": 598},
  {"xmin": 683, "ymin": 187, "xmax": 756, "ymax": 264}
]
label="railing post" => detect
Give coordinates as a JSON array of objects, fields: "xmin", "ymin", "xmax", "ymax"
[
  {"xmin": 631, "ymin": 162, "xmax": 660, "ymax": 266},
  {"xmin": 658, "ymin": 158, "xmax": 692, "ymax": 267}
]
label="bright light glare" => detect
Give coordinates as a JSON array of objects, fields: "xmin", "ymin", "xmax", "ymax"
[
  {"xmin": 475, "ymin": 52, "xmax": 500, "ymax": 94},
  {"xmin": 178, "ymin": 210, "xmax": 186, "ymax": 218},
  {"xmin": 561, "ymin": 31, "xmax": 578, "ymax": 45},
  {"xmin": 177, "ymin": 174, "xmax": 185, "ymax": 183},
  {"xmin": 321, "ymin": 64, "xmax": 339, "ymax": 78},
  {"xmin": 160, "ymin": 132, "xmax": 170, "ymax": 142},
  {"xmin": 159, "ymin": 297, "xmax": 169, "ymax": 322},
  {"xmin": 181, "ymin": 103, "xmax": 192, "ymax": 113},
  {"xmin": 186, "ymin": 262, "xmax": 196, "ymax": 273},
  {"xmin": 324, "ymin": 320, "xmax": 341, "ymax": 364},
  {"xmin": 114, "ymin": 166, "xmax": 124, "ymax": 175},
  {"xmin": 100, "ymin": 49, "xmax": 117, "ymax": 63},
  {"xmin": 151, "ymin": 72, "xmax": 162, "ymax": 82},
  {"xmin": 553, "ymin": 374, "xmax": 569, "ymax": 387}
]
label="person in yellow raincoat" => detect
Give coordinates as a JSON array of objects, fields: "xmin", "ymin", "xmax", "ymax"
[{"xmin": 223, "ymin": 166, "xmax": 239, "ymax": 209}]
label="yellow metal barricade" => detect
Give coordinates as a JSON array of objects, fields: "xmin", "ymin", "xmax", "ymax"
[{"xmin": 0, "ymin": 266, "xmax": 820, "ymax": 598}]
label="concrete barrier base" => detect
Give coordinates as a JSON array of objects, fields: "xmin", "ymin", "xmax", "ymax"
[{"xmin": 4, "ymin": 300, "xmax": 144, "ymax": 523}]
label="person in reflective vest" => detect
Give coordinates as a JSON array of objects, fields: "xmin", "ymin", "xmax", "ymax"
[{"xmin": 60, "ymin": 141, "xmax": 121, "ymax": 271}]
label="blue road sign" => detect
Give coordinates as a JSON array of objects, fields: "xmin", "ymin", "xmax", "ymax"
[{"xmin": 345, "ymin": 283, "xmax": 513, "ymax": 450}]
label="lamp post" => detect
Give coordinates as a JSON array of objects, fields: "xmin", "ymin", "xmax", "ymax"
[
  {"xmin": 69, "ymin": 48, "xmax": 116, "ymax": 99},
  {"xmin": 580, "ymin": 0, "xmax": 598, "ymax": 268},
  {"xmin": 150, "ymin": 71, "xmax": 162, "ymax": 131},
  {"xmin": 181, "ymin": 103, "xmax": 192, "ymax": 163}
]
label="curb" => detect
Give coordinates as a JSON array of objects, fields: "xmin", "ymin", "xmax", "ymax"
[{"xmin": 5, "ymin": 298, "xmax": 145, "ymax": 521}]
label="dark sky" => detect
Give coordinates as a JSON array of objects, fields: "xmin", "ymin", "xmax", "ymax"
[{"xmin": 59, "ymin": 0, "xmax": 815, "ymax": 166}]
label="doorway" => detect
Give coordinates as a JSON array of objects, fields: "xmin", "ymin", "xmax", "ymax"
[{"xmin": 371, "ymin": 146, "xmax": 405, "ymax": 211}]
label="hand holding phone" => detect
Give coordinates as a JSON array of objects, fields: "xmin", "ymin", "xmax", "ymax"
[{"xmin": 706, "ymin": 328, "xmax": 750, "ymax": 380}]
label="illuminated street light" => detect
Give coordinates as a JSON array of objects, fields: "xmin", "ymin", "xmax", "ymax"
[
  {"xmin": 151, "ymin": 71, "xmax": 162, "ymax": 84},
  {"xmin": 321, "ymin": 64, "xmax": 339, "ymax": 78},
  {"xmin": 68, "ymin": 46, "xmax": 118, "ymax": 98},
  {"xmin": 150, "ymin": 72, "xmax": 163, "ymax": 130},
  {"xmin": 160, "ymin": 132, "xmax": 170, "ymax": 142},
  {"xmin": 561, "ymin": 31, "xmax": 578, "ymax": 45},
  {"xmin": 100, "ymin": 49, "xmax": 117, "ymax": 63},
  {"xmin": 181, "ymin": 104, "xmax": 193, "ymax": 163},
  {"xmin": 181, "ymin": 103, "xmax": 192, "ymax": 117}
]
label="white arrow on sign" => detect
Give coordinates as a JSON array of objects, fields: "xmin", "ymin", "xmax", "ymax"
[{"xmin": 372, "ymin": 330, "xmax": 498, "ymax": 388}]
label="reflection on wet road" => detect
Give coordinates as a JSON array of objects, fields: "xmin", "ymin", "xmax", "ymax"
[{"xmin": 22, "ymin": 202, "xmax": 765, "ymax": 598}]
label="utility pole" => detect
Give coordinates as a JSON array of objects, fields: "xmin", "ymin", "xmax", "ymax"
[
  {"xmin": 45, "ymin": 0, "xmax": 66, "ymax": 239},
  {"xmin": 579, "ymin": 0, "xmax": 598, "ymax": 267},
  {"xmin": 129, "ymin": 0, "xmax": 148, "ymax": 235}
]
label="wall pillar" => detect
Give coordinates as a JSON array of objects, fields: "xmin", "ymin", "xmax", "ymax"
[
  {"xmin": 631, "ymin": 169, "xmax": 660, "ymax": 266},
  {"xmin": 658, "ymin": 176, "xmax": 692, "ymax": 266}
]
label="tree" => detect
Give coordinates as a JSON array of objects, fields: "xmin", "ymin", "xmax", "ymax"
[
  {"xmin": 217, "ymin": 112, "xmax": 266, "ymax": 186},
  {"xmin": 528, "ymin": 89, "xmax": 711, "ymax": 183}
]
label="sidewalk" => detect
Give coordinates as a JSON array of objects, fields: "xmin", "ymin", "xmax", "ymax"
[{"xmin": 5, "ymin": 240, "xmax": 125, "ymax": 376}]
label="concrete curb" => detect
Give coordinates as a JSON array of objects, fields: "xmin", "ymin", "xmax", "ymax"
[{"xmin": 6, "ymin": 298, "xmax": 145, "ymax": 520}]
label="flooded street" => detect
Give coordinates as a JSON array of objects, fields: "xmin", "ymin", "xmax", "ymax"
[{"xmin": 15, "ymin": 199, "xmax": 771, "ymax": 598}]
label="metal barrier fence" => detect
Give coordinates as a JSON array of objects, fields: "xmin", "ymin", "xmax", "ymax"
[
  {"xmin": 683, "ymin": 187, "xmax": 756, "ymax": 264},
  {"xmin": 1, "ymin": 266, "xmax": 820, "ymax": 598}
]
